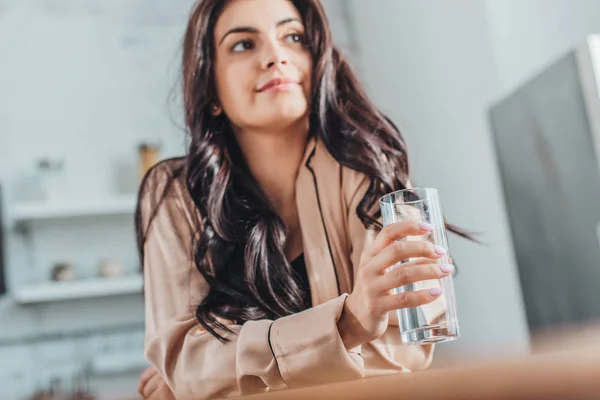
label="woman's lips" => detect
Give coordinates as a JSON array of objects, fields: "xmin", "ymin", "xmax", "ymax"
[{"xmin": 257, "ymin": 77, "xmax": 299, "ymax": 93}]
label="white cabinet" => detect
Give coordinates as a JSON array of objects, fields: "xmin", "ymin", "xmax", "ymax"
[{"xmin": 0, "ymin": 346, "xmax": 34, "ymax": 400}]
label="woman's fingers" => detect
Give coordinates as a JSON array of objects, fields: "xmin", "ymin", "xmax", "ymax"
[
  {"xmin": 138, "ymin": 366, "xmax": 158, "ymax": 397},
  {"xmin": 374, "ymin": 262, "xmax": 453, "ymax": 294},
  {"xmin": 379, "ymin": 288, "xmax": 443, "ymax": 313},
  {"xmin": 367, "ymin": 240, "xmax": 446, "ymax": 275},
  {"xmin": 367, "ymin": 221, "xmax": 433, "ymax": 258},
  {"xmin": 140, "ymin": 373, "xmax": 163, "ymax": 399},
  {"xmin": 392, "ymin": 257, "xmax": 435, "ymax": 267}
]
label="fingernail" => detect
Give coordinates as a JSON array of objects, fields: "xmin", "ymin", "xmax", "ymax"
[
  {"xmin": 439, "ymin": 264, "xmax": 454, "ymax": 273},
  {"xmin": 419, "ymin": 221, "xmax": 433, "ymax": 231},
  {"xmin": 430, "ymin": 287, "xmax": 443, "ymax": 296},
  {"xmin": 434, "ymin": 245, "xmax": 447, "ymax": 255}
]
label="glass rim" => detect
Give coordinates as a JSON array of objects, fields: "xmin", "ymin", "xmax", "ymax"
[{"xmin": 379, "ymin": 187, "xmax": 438, "ymax": 205}]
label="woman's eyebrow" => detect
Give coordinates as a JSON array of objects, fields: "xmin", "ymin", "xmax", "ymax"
[
  {"xmin": 219, "ymin": 17, "xmax": 302, "ymax": 46},
  {"xmin": 276, "ymin": 17, "xmax": 302, "ymax": 27},
  {"xmin": 219, "ymin": 26, "xmax": 257, "ymax": 45}
]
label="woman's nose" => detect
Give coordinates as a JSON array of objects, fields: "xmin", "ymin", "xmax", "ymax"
[{"xmin": 261, "ymin": 41, "xmax": 289, "ymax": 70}]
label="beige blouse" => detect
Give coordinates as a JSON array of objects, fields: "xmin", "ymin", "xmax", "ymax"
[{"xmin": 140, "ymin": 138, "xmax": 434, "ymax": 400}]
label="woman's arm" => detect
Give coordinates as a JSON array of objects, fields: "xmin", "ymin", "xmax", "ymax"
[
  {"xmin": 343, "ymin": 169, "xmax": 435, "ymax": 374},
  {"xmin": 140, "ymin": 164, "xmax": 365, "ymax": 400}
]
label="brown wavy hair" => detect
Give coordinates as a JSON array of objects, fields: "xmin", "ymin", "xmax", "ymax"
[{"xmin": 136, "ymin": 0, "xmax": 472, "ymax": 342}]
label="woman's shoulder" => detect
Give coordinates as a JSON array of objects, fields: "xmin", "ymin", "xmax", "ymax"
[
  {"xmin": 137, "ymin": 157, "xmax": 199, "ymax": 229},
  {"xmin": 141, "ymin": 157, "xmax": 186, "ymax": 190}
]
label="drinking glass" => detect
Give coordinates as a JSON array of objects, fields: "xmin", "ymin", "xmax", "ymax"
[{"xmin": 379, "ymin": 188, "xmax": 460, "ymax": 344}]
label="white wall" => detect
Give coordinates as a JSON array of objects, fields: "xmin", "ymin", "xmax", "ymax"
[
  {"xmin": 348, "ymin": 0, "xmax": 531, "ymax": 362},
  {"xmin": 485, "ymin": 0, "xmax": 600, "ymax": 95},
  {"xmin": 0, "ymin": 0, "xmax": 190, "ymax": 201}
]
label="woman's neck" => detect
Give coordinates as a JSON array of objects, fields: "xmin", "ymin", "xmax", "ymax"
[{"xmin": 233, "ymin": 120, "xmax": 309, "ymax": 237}]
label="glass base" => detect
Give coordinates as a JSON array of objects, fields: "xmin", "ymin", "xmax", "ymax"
[{"xmin": 401, "ymin": 322, "xmax": 460, "ymax": 345}]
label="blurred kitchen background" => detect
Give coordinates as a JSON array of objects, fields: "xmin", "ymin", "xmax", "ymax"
[{"xmin": 2, "ymin": 0, "xmax": 600, "ymax": 399}]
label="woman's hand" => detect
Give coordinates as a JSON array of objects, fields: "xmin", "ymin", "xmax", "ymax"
[
  {"xmin": 338, "ymin": 220, "xmax": 453, "ymax": 349},
  {"xmin": 138, "ymin": 366, "xmax": 176, "ymax": 400}
]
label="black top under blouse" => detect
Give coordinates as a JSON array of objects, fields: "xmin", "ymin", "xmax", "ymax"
[{"xmin": 290, "ymin": 253, "xmax": 312, "ymax": 309}]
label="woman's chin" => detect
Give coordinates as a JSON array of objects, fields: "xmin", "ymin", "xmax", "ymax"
[{"xmin": 254, "ymin": 105, "xmax": 309, "ymax": 127}]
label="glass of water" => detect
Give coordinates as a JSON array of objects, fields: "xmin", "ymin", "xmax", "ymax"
[{"xmin": 379, "ymin": 188, "xmax": 460, "ymax": 345}]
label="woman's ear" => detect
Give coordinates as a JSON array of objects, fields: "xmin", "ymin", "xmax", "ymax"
[{"xmin": 211, "ymin": 103, "xmax": 223, "ymax": 116}]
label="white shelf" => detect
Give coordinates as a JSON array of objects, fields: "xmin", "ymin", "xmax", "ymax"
[
  {"xmin": 13, "ymin": 275, "xmax": 143, "ymax": 304},
  {"xmin": 11, "ymin": 195, "xmax": 137, "ymax": 222}
]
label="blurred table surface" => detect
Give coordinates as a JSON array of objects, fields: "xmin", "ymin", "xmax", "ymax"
[{"xmin": 243, "ymin": 324, "xmax": 600, "ymax": 400}]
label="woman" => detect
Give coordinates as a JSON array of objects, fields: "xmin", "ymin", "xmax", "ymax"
[{"xmin": 136, "ymin": 0, "xmax": 467, "ymax": 399}]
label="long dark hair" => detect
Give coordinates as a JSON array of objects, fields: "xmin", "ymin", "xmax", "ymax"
[{"xmin": 136, "ymin": 0, "xmax": 472, "ymax": 342}]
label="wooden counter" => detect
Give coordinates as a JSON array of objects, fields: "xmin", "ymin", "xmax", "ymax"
[{"xmin": 244, "ymin": 344, "xmax": 600, "ymax": 400}]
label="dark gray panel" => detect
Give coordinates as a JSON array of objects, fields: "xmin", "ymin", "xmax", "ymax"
[{"xmin": 490, "ymin": 52, "xmax": 600, "ymax": 331}]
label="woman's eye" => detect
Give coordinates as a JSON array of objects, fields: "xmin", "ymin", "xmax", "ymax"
[
  {"xmin": 231, "ymin": 39, "xmax": 253, "ymax": 53},
  {"xmin": 285, "ymin": 33, "xmax": 304, "ymax": 44}
]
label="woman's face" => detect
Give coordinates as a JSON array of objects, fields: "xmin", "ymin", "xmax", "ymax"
[{"xmin": 212, "ymin": 0, "xmax": 312, "ymax": 132}]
